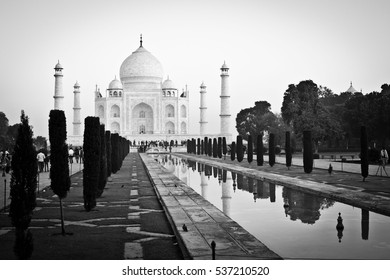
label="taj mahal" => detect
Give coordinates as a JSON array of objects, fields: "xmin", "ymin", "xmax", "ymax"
[{"xmin": 55, "ymin": 36, "xmax": 232, "ymax": 146}]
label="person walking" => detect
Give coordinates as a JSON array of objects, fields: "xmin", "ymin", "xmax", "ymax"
[
  {"xmin": 74, "ymin": 147, "xmax": 80, "ymax": 163},
  {"xmin": 380, "ymin": 147, "xmax": 389, "ymax": 166},
  {"xmin": 36, "ymin": 150, "xmax": 45, "ymax": 173},
  {"xmin": 44, "ymin": 153, "xmax": 50, "ymax": 172},
  {"xmin": 68, "ymin": 147, "xmax": 74, "ymax": 164},
  {"xmin": 1, "ymin": 150, "xmax": 10, "ymax": 175}
]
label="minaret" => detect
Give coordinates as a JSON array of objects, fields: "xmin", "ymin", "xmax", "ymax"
[
  {"xmin": 199, "ymin": 82, "xmax": 207, "ymax": 135},
  {"xmin": 53, "ymin": 60, "xmax": 64, "ymax": 110},
  {"xmin": 220, "ymin": 61, "xmax": 231, "ymax": 138},
  {"xmin": 221, "ymin": 171, "xmax": 232, "ymax": 217},
  {"xmin": 73, "ymin": 81, "xmax": 81, "ymax": 136},
  {"xmin": 200, "ymin": 167, "xmax": 209, "ymax": 200}
]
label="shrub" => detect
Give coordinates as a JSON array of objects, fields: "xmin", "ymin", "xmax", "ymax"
[
  {"xmin": 217, "ymin": 137, "xmax": 222, "ymax": 158},
  {"xmin": 83, "ymin": 117, "xmax": 101, "ymax": 211},
  {"xmin": 97, "ymin": 124, "xmax": 107, "ymax": 198},
  {"xmin": 230, "ymin": 142, "xmax": 236, "ymax": 161},
  {"xmin": 360, "ymin": 126, "xmax": 368, "ymax": 181},
  {"xmin": 48, "ymin": 109, "xmax": 70, "ymax": 235},
  {"xmin": 9, "ymin": 111, "xmax": 37, "ymax": 258},
  {"xmin": 222, "ymin": 137, "xmax": 227, "ymax": 158},
  {"xmin": 303, "ymin": 130, "xmax": 313, "ymax": 173},
  {"xmin": 236, "ymin": 135, "xmax": 244, "ymax": 162},
  {"xmin": 247, "ymin": 135, "xmax": 253, "ymax": 163},
  {"xmin": 111, "ymin": 133, "xmax": 119, "ymax": 173},
  {"xmin": 213, "ymin": 138, "xmax": 218, "ymax": 158},
  {"xmin": 269, "ymin": 133, "xmax": 275, "ymax": 167},
  {"xmin": 257, "ymin": 134, "xmax": 264, "ymax": 166},
  {"xmin": 105, "ymin": 131, "xmax": 112, "ymax": 177},
  {"xmin": 285, "ymin": 131, "xmax": 292, "ymax": 169}
]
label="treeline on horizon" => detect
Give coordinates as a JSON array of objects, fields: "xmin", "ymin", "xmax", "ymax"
[{"xmin": 236, "ymin": 80, "xmax": 390, "ymax": 153}]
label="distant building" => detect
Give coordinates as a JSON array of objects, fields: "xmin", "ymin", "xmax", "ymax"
[{"xmin": 346, "ymin": 82, "xmax": 358, "ymax": 93}]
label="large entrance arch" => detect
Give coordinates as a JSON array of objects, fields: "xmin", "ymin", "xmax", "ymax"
[{"xmin": 132, "ymin": 102, "xmax": 153, "ymax": 134}]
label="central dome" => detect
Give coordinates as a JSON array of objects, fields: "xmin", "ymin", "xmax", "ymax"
[{"xmin": 119, "ymin": 46, "xmax": 163, "ymax": 82}]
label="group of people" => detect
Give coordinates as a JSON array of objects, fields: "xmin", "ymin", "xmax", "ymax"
[
  {"xmin": 68, "ymin": 146, "xmax": 83, "ymax": 164},
  {"xmin": 36, "ymin": 150, "xmax": 50, "ymax": 173},
  {"xmin": 36, "ymin": 146, "xmax": 83, "ymax": 173}
]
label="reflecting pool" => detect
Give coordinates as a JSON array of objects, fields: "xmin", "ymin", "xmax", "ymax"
[{"xmin": 156, "ymin": 155, "xmax": 390, "ymax": 259}]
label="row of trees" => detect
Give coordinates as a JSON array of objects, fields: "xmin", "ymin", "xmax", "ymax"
[
  {"xmin": 8, "ymin": 110, "xmax": 130, "ymax": 259},
  {"xmin": 237, "ymin": 81, "xmax": 390, "ymax": 153},
  {"xmin": 188, "ymin": 127, "xmax": 370, "ymax": 180},
  {"xmin": 186, "ymin": 132, "xmax": 295, "ymax": 170},
  {"xmin": 83, "ymin": 116, "xmax": 129, "ymax": 211}
]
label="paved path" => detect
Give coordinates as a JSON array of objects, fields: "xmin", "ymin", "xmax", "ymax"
[
  {"xmin": 140, "ymin": 153, "xmax": 281, "ymax": 260},
  {"xmin": 0, "ymin": 162, "xmax": 83, "ymax": 212},
  {"xmin": 0, "ymin": 153, "xmax": 182, "ymax": 259}
]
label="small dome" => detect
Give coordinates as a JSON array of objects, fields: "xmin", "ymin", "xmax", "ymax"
[
  {"xmin": 221, "ymin": 61, "xmax": 229, "ymax": 69},
  {"xmin": 74, "ymin": 81, "xmax": 80, "ymax": 88},
  {"xmin": 162, "ymin": 76, "xmax": 176, "ymax": 89},
  {"xmin": 200, "ymin": 81, "xmax": 206, "ymax": 88},
  {"xmin": 54, "ymin": 60, "xmax": 63, "ymax": 69},
  {"xmin": 108, "ymin": 77, "xmax": 123, "ymax": 89},
  {"xmin": 346, "ymin": 82, "xmax": 357, "ymax": 93}
]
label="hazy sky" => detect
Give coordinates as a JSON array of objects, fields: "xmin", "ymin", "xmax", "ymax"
[{"xmin": 1, "ymin": 0, "xmax": 389, "ymax": 139}]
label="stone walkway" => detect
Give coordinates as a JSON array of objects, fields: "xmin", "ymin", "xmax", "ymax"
[
  {"xmin": 140, "ymin": 153, "xmax": 281, "ymax": 260},
  {"xmin": 0, "ymin": 153, "xmax": 182, "ymax": 260}
]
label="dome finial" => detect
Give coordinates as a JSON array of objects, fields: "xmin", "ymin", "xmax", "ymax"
[{"xmin": 140, "ymin": 34, "xmax": 143, "ymax": 47}]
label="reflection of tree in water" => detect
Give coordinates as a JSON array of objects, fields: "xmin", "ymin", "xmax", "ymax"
[
  {"xmin": 282, "ymin": 187, "xmax": 334, "ymax": 224},
  {"xmin": 187, "ymin": 160, "xmax": 197, "ymax": 171},
  {"xmin": 255, "ymin": 180, "xmax": 270, "ymax": 200}
]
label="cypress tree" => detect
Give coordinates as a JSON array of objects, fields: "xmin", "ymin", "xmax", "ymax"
[
  {"xmin": 236, "ymin": 135, "xmax": 244, "ymax": 162},
  {"xmin": 208, "ymin": 138, "xmax": 212, "ymax": 157},
  {"xmin": 285, "ymin": 131, "xmax": 292, "ymax": 170},
  {"xmin": 217, "ymin": 137, "xmax": 222, "ymax": 158},
  {"xmin": 111, "ymin": 133, "xmax": 119, "ymax": 173},
  {"xmin": 105, "ymin": 131, "xmax": 112, "ymax": 178},
  {"xmin": 197, "ymin": 138, "xmax": 201, "ymax": 155},
  {"xmin": 97, "ymin": 124, "xmax": 107, "ymax": 198},
  {"xmin": 303, "ymin": 130, "xmax": 313, "ymax": 173},
  {"xmin": 257, "ymin": 134, "xmax": 264, "ymax": 166},
  {"xmin": 247, "ymin": 135, "xmax": 253, "ymax": 163},
  {"xmin": 204, "ymin": 137, "xmax": 208, "ymax": 155},
  {"xmin": 213, "ymin": 138, "xmax": 218, "ymax": 158},
  {"xmin": 222, "ymin": 137, "xmax": 227, "ymax": 159},
  {"xmin": 48, "ymin": 110, "xmax": 70, "ymax": 235},
  {"xmin": 269, "ymin": 133, "xmax": 275, "ymax": 167},
  {"xmin": 9, "ymin": 111, "xmax": 37, "ymax": 259},
  {"xmin": 83, "ymin": 117, "xmax": 101, "ymax": 211},
  {"xmin": 230, "ymin": 141, "xmax": 236, "ymax": 161},
  {"xmin": 360, "ymin": 126, "xmax": 369, "ymax": 181},
  {"xmin": 201, "ymin": 140, "xmax": 204, "ymax": 155},
  {"xmin": 186, "ymin": 139, "xmax": 190, "ymax": 153}
]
